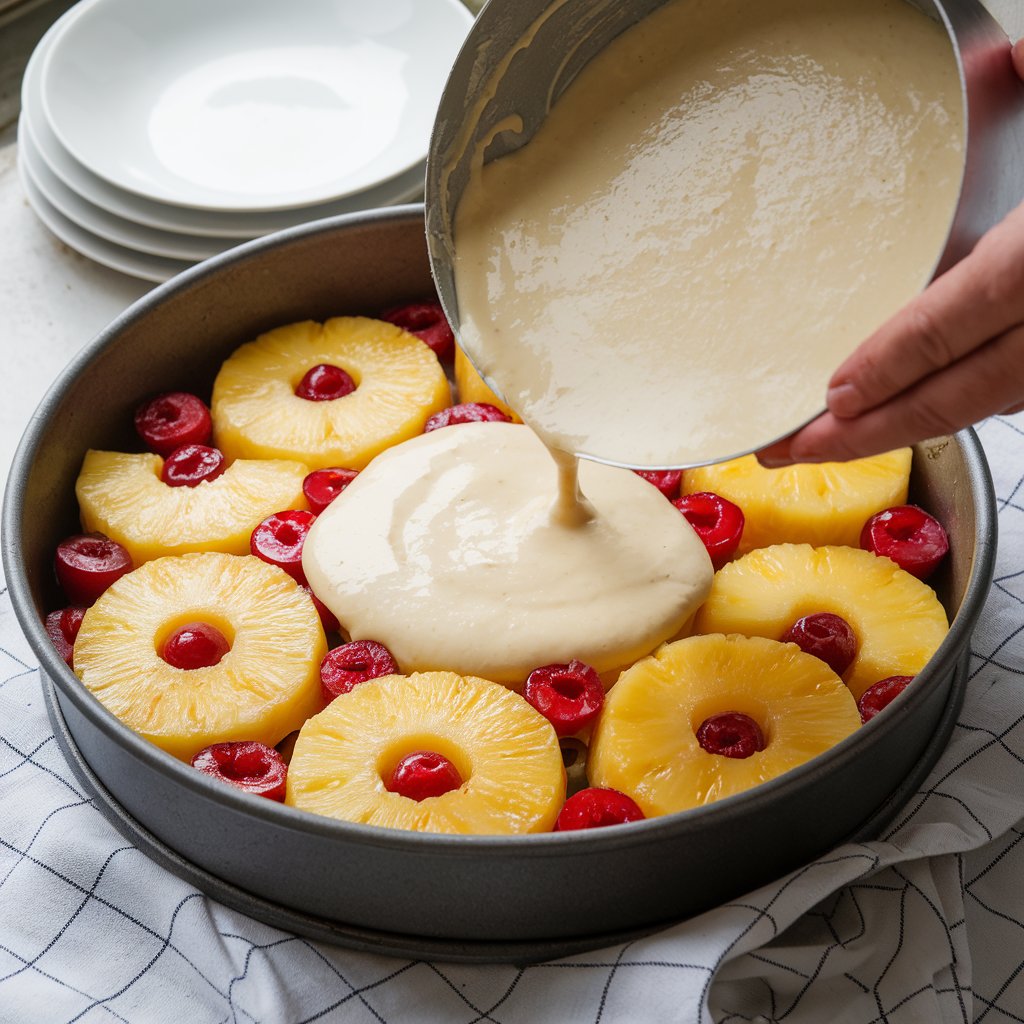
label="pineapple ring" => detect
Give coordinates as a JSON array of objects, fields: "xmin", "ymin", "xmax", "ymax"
[
  {"xmin": 73, "ymin": 552, "xmax": 327, "ymax": 762},
  {"xmin": 75, "ymin": 449, "xmax": 308, "ymax": 566},
  {"xmin": 211, "ymin": 317, "xmax": 452, "ymax": 471},
  {"xmin": 286, "ymin": 671, "xmax": 566, "ymax": 834},
  {"xmin": 695, "ymin": 544, "xmax": 950, "ymax": 699},
  {"xmin": 588, "ymin": 633, "xmax": 861, "ymax": 816},
  {"xmin": 681, "ymin": 450, "xmax": 912, "ymax": 554}
]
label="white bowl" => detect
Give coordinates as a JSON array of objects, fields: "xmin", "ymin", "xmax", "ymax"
[{"xmin": 40, "ymin": 0, "xmax": 471, "ymax": 212}]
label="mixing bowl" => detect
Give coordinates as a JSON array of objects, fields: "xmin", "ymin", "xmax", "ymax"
[
  {"xmin": 425, "ymin": 0, "xmax": 1024, "ymax": 467},
  {"xmin": 2, "ymin": 207, "xmax": 996, "ymax": 962}
]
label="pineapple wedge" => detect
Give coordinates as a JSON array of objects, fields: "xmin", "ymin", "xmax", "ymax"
[
  {"xmin": 695, "ymin": 544, "xmax": 949, "ymax": 699},
  {"xmin": 212, "ymin": 317, "xmax": 451, "ymax": 470},
  {"xmin": 589, "ymin": 634, "xmax": 860, "ymax": 815},
  {"xmin": 682, "ymin": 450, "xmax": 912, "ymax": 554},
  {"xmin": 454, "ymin": 345, "xmax": 521, "ymax": 422},
  {"xmin": 75, "ymin": 449, "xmax": 308, "ymax": 566},
  {"xmin": 74, "ymin": 552, "xmax": 326, "ymax": 762},
  {"xmin": 287, "ymin": 671, "xmax": 565, "ymax": 834}
]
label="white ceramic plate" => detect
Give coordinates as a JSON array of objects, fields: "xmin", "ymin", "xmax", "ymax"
[
  {"xmin": 40, "ymin": 0, "xmax": 471, "ymax": 211},
  {"xmin": 19, "ymin": 121, "xmax": 230, "ymax": 262},
  {"xmin": 21, "ymin": 10, "xmax": 426, "ymax": 239},
  {"xmin": 18, "ymin": 154, "xmax": 194, "ymax": 283}
]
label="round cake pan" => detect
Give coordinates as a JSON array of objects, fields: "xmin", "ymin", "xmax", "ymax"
[{"xmin": 1, "ymin": 206, "xmax": 997, "ymax": 958}]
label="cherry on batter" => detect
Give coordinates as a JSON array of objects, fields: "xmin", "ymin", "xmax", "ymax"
[
  {"xmin": 524, "ymin": 660, "xmax": 604, "ymax": 737},
  {"xmin": 44, "ymin": 606, "xmax": 87, "ymax": 667},
  {"xmin": 672, "ymin": 491, "xmax": 745, "ymax": 565},
  {"xmin": 161, "ymin": 444, "xmax": 226, "ymax": 487},
  {"xmin": 385, "ymin": 751, "xmax": 463, "ymax": 800},
  {"xmin": 858, "ymin": 675, "xmax": 914, "ymax": 723},
  {"xmin": 633, "ymin": 469, "xmax": 683, "ymax": 499},
  {"xmin": 696, "ymin": 712, "xmax": 766, "ymax": 759},
  {"xmin": 380, "ymin": 300, "xmax": 455, "ymax": 361},
  {"xmin": 554, "ymin": 787, "xmax": 645, "ymax": 830},
  {"xmin": 781, "ymin": 612, "xmax": 858, "ymax": 677},
  {"xmin": 55, "ymin": 533, "xmax": 133, "ymax": 605},
  {"xmin": 250, "ymin": 509, "xmax": 317, "ymax": 585},
  {"xmin": 861, "ymin": 505, "xmax": 949, "ymax": 580},
  {"xmin": 191, "ymin": 741, "xmax": 288, "ymax": 801},
  {"xmin": 320, "ymin": 639, "xmax": 399, "ymax": 701},
  {"xmin": 302, "ymin": 467, "xmax": 358, "ymax": 514},
  {"xmin": 134, "ymin": 392, "xmax": 211, "ymax": 456},
  {"xmin": 295, "ymin": 363, "xmax": 356, "ymax": 401},
  {"xmin": 424, "ymin": 402, "xmax": 512, "ymax": 432}
]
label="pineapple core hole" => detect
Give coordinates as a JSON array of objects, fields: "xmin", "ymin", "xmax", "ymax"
[
  {"xmin": 377, "ymin": 735, "xmax": 471, "ymax": 790},
  {"xmin": 689, "ymin": 699, "xmax": 770, "ymax": 752},
  {"xmin": 154, "ymin": 612, "xmax": 236, "ymax": 659}
]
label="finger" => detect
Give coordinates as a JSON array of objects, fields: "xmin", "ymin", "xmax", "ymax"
[
  {"xmin": 1014, "ymin": 37, "xmax": 1024, "ymax": 80},
  {"xmin": 825, "ymin": 200, "xmax": 1024, "ymax": 419},
  {"xmin": 781, "ymin": 321, "xmax": 1024, "ymax": 463}
]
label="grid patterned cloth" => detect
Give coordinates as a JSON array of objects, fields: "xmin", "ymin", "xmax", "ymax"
[{"xmin": 2, "ymin": 415, "xmax": 1024, "ymax": 1024}]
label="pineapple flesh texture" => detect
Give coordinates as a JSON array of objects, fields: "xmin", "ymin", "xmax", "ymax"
[
  {"xmin": 454, "ymin": 345, "xmax": 521, "ymax": 422},
  {"xmin": 682, "ymin": 450, "xmax": 911, "ymax": 554},
  {"xmin": 74, "ymin": 552, "xmax": 327, "ymax": 762},
  {"xmin": 76, "ymin": 450, "xmax": 308, "ymax": 566},
  {"xmin": 212, "ymin": 318, "xmax": 452, "ymax": 470},
  {"xmin": 287, "ymin": 671, "xmax": 566, "ymax": 834},
  {"xmin": 589, "ymin": 633, "xmax": 860, "ymax": 815},
  {"xmin": 695, "ymin": 544, "xmax": 949, "ymax": 699}
]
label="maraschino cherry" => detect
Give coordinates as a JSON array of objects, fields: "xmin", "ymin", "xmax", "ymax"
[
  {"xmin": 302, "ymin": 468, "xmax": 358, "ymax": 514},
  {"xmin": 250, "ymin": 510, "xmax": 317, "ymax": 585},
  {"xmin": 55, "ymin": 533, "xmax": 133, "ymax": 605},
  {"xmin": 861, "ymin": 505, "xmax": 949, "ymax": 580},
  {"xmin": 44, "ymin": 606, "xmax": 87, "ymax": 667},
  {"xmin": 633, "ymin": 469, "xmax": 683, "ymax": 499},
  {"xmin": 523, "ymin": 660, "xmax": 604, "ymax": 737},
  {"xmin": 161, "ymin": 444, "xmax": 225, "ymax": 487},
  {"xmin": 672, "ymin": 491, "xmax": 745, "ymax": 566},
  {"xmin": 380, "ymin": 300, "xmax": 455, "ymax": 361},
  {"xmin": 696, "ymin": 712, "xmax": 766, "ymax": 759},
  {"xmin": 161, "ymin": 622, "xmax": 230, "ymax": 670},
  {"xmin": 554, "ymin": 788, "xmax": 645, "ymax": 830},
  {"xmin": 781, "ymin": 612, "xmax": 858, "ymax": 677},
  {"xmin": 424, "ymin": 402, "xmax": 512, "ymax": 431},
  {"xmin": 192, "ymin": 741, "xmax": 288, "ymax": 801},
  {"xmin": 319, "ymin": 639, "xmax": 398, "ymax": 701},
  {"xmin": 295, "ymin": 364, "xmax": 356, "ymax": 401},
  {"xmin": 385, "ymin": 751, "xmax": 463, "ymax": 801},
  {"xmin": 858, "ymin": 675, "xmax": 914, "ymax": 723},
  {"xmin": 134, "ymin": 392, "xmax": 211, "ymax": 456}
]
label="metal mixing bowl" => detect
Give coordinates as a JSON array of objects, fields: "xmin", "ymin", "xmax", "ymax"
[
  {"xmin": 424, "ymin": 0, "xmax": 1024, "ymax": 466},
  {"xmin": 1, "ymin": 207, "xmax": 997, "ymax": 961}
]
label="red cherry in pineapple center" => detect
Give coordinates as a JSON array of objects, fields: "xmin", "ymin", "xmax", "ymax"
[
  {"xmin": 161, "ymin": 444, "xmax": 225, "ymax": 487},
  {"xmin": 781, "ymin": 612, "xmax": 858, "ymax": 677},
  {"xmin": 385, "ymin": 751, "xmax": 463, "ymax": 801},
  {"xmin": 696, "ymin": 712, "xmax": 766, "ymax": 759},
  {"xmin": 161, "ymin": 621, "xmax": 230, "ymax": 670},
  {"xmin": 295, "ymin": 363, "xmax": 356, "ymax": 401}
]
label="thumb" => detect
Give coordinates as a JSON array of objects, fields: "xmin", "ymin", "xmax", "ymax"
[{"xmin": 1014, "ymin": 37, "xmax": 1024, "ymax": 81}]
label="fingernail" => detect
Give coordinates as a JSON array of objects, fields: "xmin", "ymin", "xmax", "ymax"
[{"xmin": 826, "ymin": 383, "xmax": 862, "ymax": 418}]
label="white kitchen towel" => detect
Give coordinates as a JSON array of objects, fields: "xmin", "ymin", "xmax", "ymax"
[{"xmin": 1, "ymin": 413, "xmax": 1023, "ymax": 1024}]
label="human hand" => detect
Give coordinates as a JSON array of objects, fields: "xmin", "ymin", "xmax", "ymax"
[{"xmin": 758, "ymin": 38, "xmax": 1024, "ymax": 467}]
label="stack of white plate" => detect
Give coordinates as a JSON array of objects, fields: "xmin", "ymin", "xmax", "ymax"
[{"xmin": 18, "ymin": 0, "xmax": 474, "ymax": 282}]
